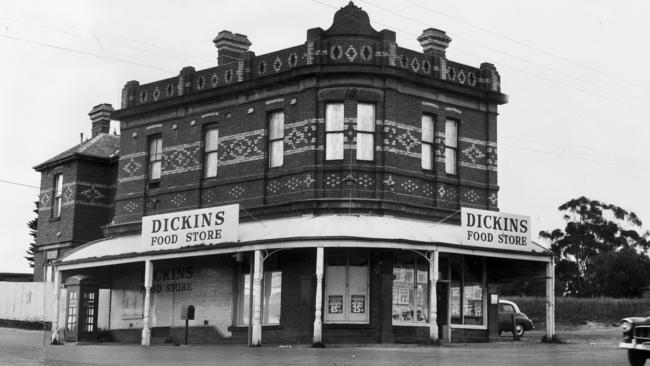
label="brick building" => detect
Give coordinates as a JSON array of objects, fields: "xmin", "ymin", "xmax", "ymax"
[{"xmin": 36, "ymin": 3, "xmax": 555, "ymax": 345}]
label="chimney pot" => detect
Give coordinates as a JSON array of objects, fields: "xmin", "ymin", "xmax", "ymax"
[
  {"xmin": 417, "ymin": 28, "xmax": 452, "ymax": 57},
  {"xmin": 213, "ymin": 30, "xmax": 251, "ymax": 66},
  {"xmin": 89, "ymin": 103, "xmax": 114, "ymax": 137}
]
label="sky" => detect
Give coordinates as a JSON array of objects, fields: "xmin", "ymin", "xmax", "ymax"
[{"xmin": 1, "ymin": 0, "xmax": 649, "ymax": 274}]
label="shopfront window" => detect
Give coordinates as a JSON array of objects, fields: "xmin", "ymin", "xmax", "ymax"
[
  {"xmin": 392, "ymin": 257, "xmax": 429, "ymax": 325},
  {"xmin": 237, "ymin": 266, "xmax": 282, "ymax": 326},
  {"xmin": 450, "ymin": 256, "xmax": 485, "ymax": 326},
  {"xmin": 324, "ymin": 248, "xmax": 369, "ymax": 324}
]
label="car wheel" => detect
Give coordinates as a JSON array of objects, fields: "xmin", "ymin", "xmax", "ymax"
[
  {"xmin": 515, "ymin": 324, "xmax": 525, "ymax": 338},
  {"xmin": 628, "ymin": 350, "xmax": 646, "ymax": 366}
]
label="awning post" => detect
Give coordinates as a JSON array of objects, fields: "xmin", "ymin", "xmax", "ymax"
[
  {"xmin": 50, "ymin": 269, "xmax": 62, "ymax": 344},
  {"xmin": 251, "ymin": 250, "xmax": 263, "ymax": 347},
  {"xmin": 141, "ymin": 260, "xmax": 153, "ymax": 346},
  {"xmin": 313, "ymin": 247, "xmax": 324, "ymax": 346},
  {"xmin": 545, "ymin": 256, "xmax": 556, "ymax": 339},
  {"xmin": 429, "ymin": 250, "xmax": 439, "ymax": 343}
]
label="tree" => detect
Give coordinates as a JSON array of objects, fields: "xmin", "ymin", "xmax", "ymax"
[
  {"xmin": 591, "ymin": 248, "xmax": 650, "ymax": 298},
  {"xmin": 540, "ymin": 196, "xmax": 650, "ymax": 297},
  {"xmin": 24, "ymin": 201, "xmax": 38, "ymax": 268}
]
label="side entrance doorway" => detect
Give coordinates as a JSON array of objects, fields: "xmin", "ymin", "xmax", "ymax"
[{"xmin": 64, "ymin": 275, "xmax": 100, "ymax": 342}]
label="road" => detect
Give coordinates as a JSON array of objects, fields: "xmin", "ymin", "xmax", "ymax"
[{"xmin": 0, "ymin": 327, "xmax": 627, "ymax": 366}]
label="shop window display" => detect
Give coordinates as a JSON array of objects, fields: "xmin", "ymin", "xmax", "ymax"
[{"xmin": 450, "ymin": 256, "xmax": 485, "ymax": 326}]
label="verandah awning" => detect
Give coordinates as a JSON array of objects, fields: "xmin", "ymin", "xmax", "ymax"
[{"xmin": 57, "ymin": 214, "xmax": 551, "ymax": 269}]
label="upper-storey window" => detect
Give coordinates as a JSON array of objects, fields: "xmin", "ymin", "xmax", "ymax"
[
  {"xmin": 204, "ymin": 127, "xmax": 219, "ymax": 178},
  {"xmin": 445, "ymin": 120, "xmax": 458, "ymax": 175},
  {"xmin": 356, "ymin": 103, "xmax": 375, "ymax": 161},
  {"xmin": 421, "ymin": 114, "xmax": 434, "ymax": 170},
  {"xmin": 52, "ymin": 174, "xmax": 63, "ymax": 218},
  {"xmin": 268, "ymin": 111, "xmax": 284, "ymax": 168},
  {"xmin": 326, "ymin": 103, "xmax": 344, "ymax": 160},
  {"xmin": 148, "ymin": 135, "xmax": 162, "ymax": 181}
]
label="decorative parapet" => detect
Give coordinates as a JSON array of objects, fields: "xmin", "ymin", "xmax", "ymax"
[{"xmin": 121, "ymin": 40, "xmax": 500, "ymax": 109}]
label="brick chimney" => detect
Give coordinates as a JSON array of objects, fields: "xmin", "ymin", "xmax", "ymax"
[
  {"xmin": 89, "ymin": 103, "xmax": 114, "ymax": 137},
  {"xmin": 213, "ymin": 30, "xmax": 251, "ymax": 66},
  {"xmin": 417, "ymin": 28, "xmax": 452, "ymax": 57}
]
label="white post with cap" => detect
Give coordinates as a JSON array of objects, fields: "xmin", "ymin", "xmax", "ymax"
[{"xmin": 141, "ymin": 260, "xmax": 153, "ymax": 346}]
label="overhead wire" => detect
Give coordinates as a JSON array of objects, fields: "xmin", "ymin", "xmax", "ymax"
[
  {"xmin": 310, "ymin": 0, "xmax": 650, "ymax": 113},
  {"xmin": 356, "ymin": 0, "xmax": 649, "ymax": 104}
]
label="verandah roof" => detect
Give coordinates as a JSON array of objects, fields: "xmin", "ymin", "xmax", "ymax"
[{"xmin": 57, "ymin": 214, "xmax": 551, "ymax": 267}]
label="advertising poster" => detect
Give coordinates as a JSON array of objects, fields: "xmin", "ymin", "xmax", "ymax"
[
  {"xmin": 328, "ymin": 295, "xmax": 343, "ymax": 314},
  {"xmin": 351, "ymin": 295, "xmax": 365, "ymax": 313}
]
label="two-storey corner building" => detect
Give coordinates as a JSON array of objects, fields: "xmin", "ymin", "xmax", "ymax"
[{"xmin": 37, "ymin": 3, "xmax": 555, "ymax": 346}]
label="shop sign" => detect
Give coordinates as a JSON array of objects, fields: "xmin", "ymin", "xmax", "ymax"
[
  {"xmin": 461, "ymin": 208, "xmax": 531, "ymax": 252},
  {"xmin": 142, "ymin": 204, "xmax": 239, "ymax": 251}
]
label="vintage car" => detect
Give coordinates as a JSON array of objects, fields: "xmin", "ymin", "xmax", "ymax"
[
  {"xmin": 620, "ymin": 316, "xmax": 650, "ymax": 366},
  {"xmin": 498, "ymin": 299, "xmax": 534, "ymax": 337}
]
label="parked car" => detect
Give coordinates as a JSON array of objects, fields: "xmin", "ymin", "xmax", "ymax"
[
  {"xmin": 619, "ymin": 316, "xmax": 650, "ymax": 366},
  {"xmin": 498, "ymin": 299, "xmax": 534, "ymax": 337}
]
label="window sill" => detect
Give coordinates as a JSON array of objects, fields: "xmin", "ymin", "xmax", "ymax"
[{"xmin": 323, "ymin": 323, "xmax": 373, "ymax": 330}]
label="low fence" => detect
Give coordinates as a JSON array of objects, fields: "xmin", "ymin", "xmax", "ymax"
[
  {"xmin": 505, "ymin": 296, "xmax": 650, "ymax": 326},
  {"xmin": 0, "ymin": 282, "xmax": 55, "ymax": 326}
]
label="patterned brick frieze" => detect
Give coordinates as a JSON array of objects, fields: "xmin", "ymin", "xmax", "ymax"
[
  {"xmin": 457, "ymin": 137, "xmax": 498, "ymax": 172},
  {"xmin": 219, "ymin": 129, "xmax": 266, "ymax": 166},
  {"xmin": 382, "ymin": 120, "xmax": 420, "ymax": 159},
  {"xmin": 162, "ymin": 142, "xmax": 201, "ymax": 176},
  {"xmin": 38, "ymin": 182, "xmax": 115, "ymax": 211},
  {"xmin": 437, "ymin": 183, "xmax": 458, "ymax": 204},
  {"xmin": 119, "ymin": 152, "xmax": 147, "ymax": 183},
  {"xmin": 284, "ymin": 119, "xmax": 319, "ymax": 155}
]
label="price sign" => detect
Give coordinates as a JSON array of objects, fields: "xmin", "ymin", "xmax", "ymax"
[{"xmin": 351, "ymin": 295, "xmax": 366, "ymax": 313}]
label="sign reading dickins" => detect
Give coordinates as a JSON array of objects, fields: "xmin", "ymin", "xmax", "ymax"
[
  {"xmin": 142, "ymin": 204, "xmax": 239, "ymax": 251},
  {"xmin": 461, "ymin": 208, "xmax": 531, "ymax": 252}
]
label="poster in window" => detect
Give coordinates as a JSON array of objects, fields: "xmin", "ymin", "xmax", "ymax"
[
  {"xmin": 398, "ymin": 287, "xmax": 410, "ymax": 305},
  {"xmin": 393, "ymin": 267, "xmax": 403, "ymax": 282},
  {"xmin": 403, "ymin": 268, "xmax": 414, "ymax": 283},
  {"xmin": 328, "ymin": 295, "xmax": 343, "ymax": 314},
  {"xmin": 417, "ymin": 270, "xmax": 428, "ymax": 284},
  {"xmin": 450, "ymin": 286, "xmax": 461, "ymax": 317},
  {"xmin": 350, "ymin": 295, "xmax": 366, "ymax": 313}
]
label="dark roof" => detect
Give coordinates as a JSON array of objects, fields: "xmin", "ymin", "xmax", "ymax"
[{"xmin": 34, "ymin": 133, "xmax": 120, "ymax": 171}]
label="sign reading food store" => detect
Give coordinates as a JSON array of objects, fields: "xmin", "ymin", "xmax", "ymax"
[
  {"xmin": 142, "ymin": 204, "xmax": 239, "ymax": 250},
  {"xmin": 461, "ymin": 208, "xmax": 531, "ymax": 251}
]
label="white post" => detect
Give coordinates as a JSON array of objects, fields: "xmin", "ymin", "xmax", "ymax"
[
  {"xmin": 141, "ymin": 260, "xmax": 153, "ymax": 346},
  {"xmin": 545, "ymin": 256, "xmax": 556, "ymax": 339},
  {"xmin": 50, "ymin": 269, "xmax": 62, "ymax": 344},
  {"xmin": 429, "ymin": 250, "xmax": 439, "ymax": 343},
  {"xmin": 313, "ymin": 247, "xmax": 324, "ymax": 346},
  {"xmin": 251, "ymin": 250, "xmax": 263, "ymax": 347}
]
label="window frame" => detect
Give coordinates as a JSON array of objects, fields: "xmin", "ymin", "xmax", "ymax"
[
  {"xmin": 355, "ymin": 103, "xmax": 375, "ymax": 161},
  {"xmin": 449, "ymin": 256, "xmax": 487, "ymax": 330},
  {"xmin": 324, "ymin": 248, "xmax": 370, "ymax": 324},
  {"xmin": 444, "ymin": 119, "xmax": 458, "ymax": 175},
  {"xmin": 268, "ymin": 110, "xmax": 285, "ymax": 168},
  {"xmin": 325, "ymin": 103, "xmax": 345, "ymax": 161},
  {"xmin": 421, "ymin": 114, "xmax": 435, "ymax": 170},
  {"xmin": 51, "ymin": 173, "xmax": 63, "ymax": 218},
  {"xmin": 392, "ymin": 256, "xmax": 430, "ymax": 327},
  {"xmin": 236, "ymin": 266, "xmax": 283, "ymax": 327},
  {"xmin": 147, "ymin": 135, "xmax": 163, "ymax": 183},
  {"xmin": 203, "ymin": 127, "xmax": 219, "ymax": 178}
]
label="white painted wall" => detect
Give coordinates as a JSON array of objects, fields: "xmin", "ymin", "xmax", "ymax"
[{"xmin": 0, "ymin": 282, "xmax": 55, "ymax": 322}]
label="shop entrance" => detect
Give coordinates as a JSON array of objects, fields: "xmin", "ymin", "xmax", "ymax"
[
  {"xmin": 63, "ymin": 275, "xmax": 100, "ymax": 342},
  {"xmin": 436, "ymin": 282, "xmax": 448, "ymax": 340}
]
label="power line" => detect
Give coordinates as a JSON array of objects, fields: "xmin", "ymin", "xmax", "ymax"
[
  {"xmin": 0, "ymin": 179, "xmax": 39, "ymax": 189},
  {"xmin": 402, "ymin": 0, "xmax": 646, "ymax": 90},
  {"xmin": 357, "ymin": 0, "xmax": 648, "ymax": 103},
  {"xmin": 311, "ymin": 0, "xmax": 650, "ymax": 114}
]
